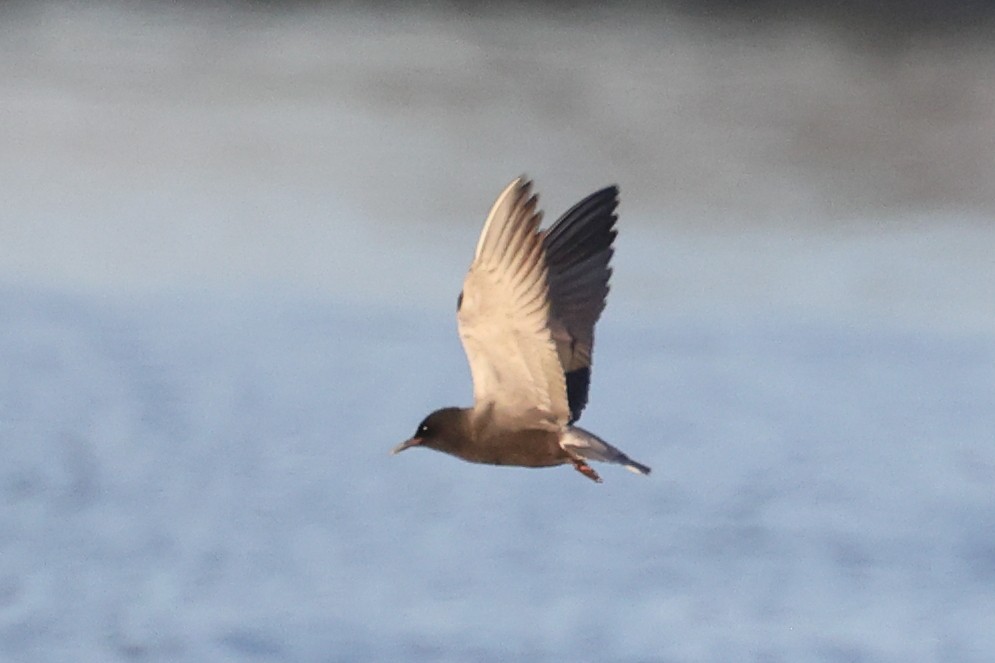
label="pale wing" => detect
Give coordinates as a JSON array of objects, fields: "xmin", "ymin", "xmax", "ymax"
[
  {"xmin": 457, "ymin": 178, "xmax": 569, "ymax": 429},
  {"xmin": 543, "ymin": 186, "xmax": 618, "ymax": 423}
]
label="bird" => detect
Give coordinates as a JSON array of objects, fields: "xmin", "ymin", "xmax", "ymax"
[{"xmin": 391, "ymin": 177, "xmax": 650, "ymax": 483}]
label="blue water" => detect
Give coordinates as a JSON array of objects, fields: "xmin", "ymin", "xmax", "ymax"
[{"xmin": 2, "ymin": 288, "xmax": 993, "ymax": 661}]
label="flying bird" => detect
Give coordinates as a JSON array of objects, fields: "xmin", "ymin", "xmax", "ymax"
[{"xmin": 392, "ymin": 177, "xmax": 650, "ymax": 482}]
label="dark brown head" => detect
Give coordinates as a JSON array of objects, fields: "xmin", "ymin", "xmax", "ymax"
[{"xmin": 391, "ymin": 407, "xmax": 470, "ymax": 457}]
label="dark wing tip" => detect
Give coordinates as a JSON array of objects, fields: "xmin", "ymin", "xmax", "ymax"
[
  {"xmin": 543, "ymin": 186, "xmax": 620, "ymax": 264},
  {"xmin": 565, "ymin": 366, "xmax": 591, "ymax": 424}
]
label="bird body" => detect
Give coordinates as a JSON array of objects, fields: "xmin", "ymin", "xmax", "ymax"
[{"xmin": 392, "ymin": 177, "xmax": 650, "ymax": 483}]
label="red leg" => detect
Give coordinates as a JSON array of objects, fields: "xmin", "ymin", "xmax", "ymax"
[{"xmin": 571, "ymin": 459, "xmax": 603, "ymax": 483}]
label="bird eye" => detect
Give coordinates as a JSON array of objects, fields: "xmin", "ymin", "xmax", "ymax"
[{"xmin": 417, "ymin": 423, "xmax": 429, "ymax": 436}]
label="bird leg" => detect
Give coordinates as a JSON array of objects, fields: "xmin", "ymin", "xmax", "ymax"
[{"xmin": 571, "ymin": 458, "xmax": 603, "ymax": 483}]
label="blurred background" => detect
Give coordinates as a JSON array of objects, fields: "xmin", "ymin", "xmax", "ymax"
[{"xmin": 2, "ymin": 2, "xmax": 994, "ymax": 661}]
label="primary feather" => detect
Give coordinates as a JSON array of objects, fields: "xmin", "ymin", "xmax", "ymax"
[{"xmin": 457, "ymin": 178, "xmax": 570, "ymax": 431}]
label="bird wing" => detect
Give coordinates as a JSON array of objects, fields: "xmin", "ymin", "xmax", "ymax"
[
  {"xmin": 457, "ymin": 178, "xmax": 570, "ymax": 431},
  {"xmin": 542, "ymin": 186, "xmax": 618, "ymax": 423}
]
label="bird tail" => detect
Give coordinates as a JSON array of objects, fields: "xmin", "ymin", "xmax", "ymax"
[{"xmin": 560, "ymin": 426, "xmax": 651, "ymax": 476}]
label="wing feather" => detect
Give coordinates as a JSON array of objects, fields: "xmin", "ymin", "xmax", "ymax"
[
  {"xmin": 457, "ymin": 178, "xmax": 570, "ymax": 430},
  {"xmin": 542, "ymin": 185, "xmax": 619, "ymax": 423}
]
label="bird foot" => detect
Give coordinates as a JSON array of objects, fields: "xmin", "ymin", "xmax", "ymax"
[{"xmin": 571, "ymin": 459, "xmax": 603, "ymax": 483}]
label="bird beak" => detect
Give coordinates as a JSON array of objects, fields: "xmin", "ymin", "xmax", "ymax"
[{"xmin": 390, "ymin": 437, "xmax": 422, "ymax": 455}]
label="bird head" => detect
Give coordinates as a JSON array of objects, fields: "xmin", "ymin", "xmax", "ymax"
[{"xmin": 392, "ymin": 407, "xmax": 468, "ymax": 456}]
